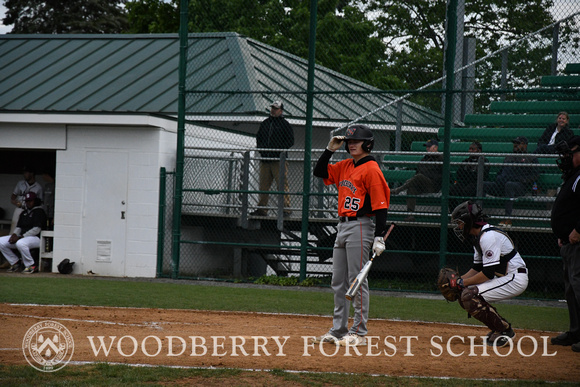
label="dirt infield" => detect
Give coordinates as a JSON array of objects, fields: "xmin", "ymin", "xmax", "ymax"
[{"xmin": 0, "ymin": 303, "xmax": 578, "ymax": 382}]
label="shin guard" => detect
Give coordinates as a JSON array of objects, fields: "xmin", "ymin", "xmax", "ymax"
[{"xmin": 459, "ymin": 286, "xmax": 510, "ymax": 332}]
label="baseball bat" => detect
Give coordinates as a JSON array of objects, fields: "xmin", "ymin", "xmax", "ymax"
[{"xmin": 345, "ymin": 223, "xmax": 395, "ymax": 301}]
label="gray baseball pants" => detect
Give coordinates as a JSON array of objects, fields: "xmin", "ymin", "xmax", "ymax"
[{"xmin": 329, "ymin": 216, "xmax": 374, "ymax": 338}]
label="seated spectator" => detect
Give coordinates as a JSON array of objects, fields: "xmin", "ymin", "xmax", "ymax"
[
  {"xmin": 483, "ymin": 136, "xmax": 539, "ymax": 227},
  {"xmin": 391, "ymin": 139, "xmax": 443, "ymax": 221},
  {"xmin": 450, "ymin": 141, "xmax": 490, "ymax": 210},
  {"xmin": 0, "ymin": 192, "xmax": 47, "ymax": 274},
  {"xmin": 535, "ymin": 111, "xmax": 574, "ymax": 154},
  {"xmin": 10, "ymin": 165, "xmax": 43, "ymax": 234}
]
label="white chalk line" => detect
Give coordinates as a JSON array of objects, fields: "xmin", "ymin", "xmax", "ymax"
[
  {"xmin": 1, "ymin": 302, "xmax": 558, "ymax": 333},
  {"xmin": 65, "ymin": 360, "xmax": 541, "ymax": 383}
]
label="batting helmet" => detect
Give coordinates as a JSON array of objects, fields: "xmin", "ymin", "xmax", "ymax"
[
  {"xmin": 57, "ymin": 259, "xmax": 75, "ymax": 274},
  {"xmin": 344, "ymin": 125, "xmax": 374, "ymax": 153},
  {"xmin": 451, "ymin": 201, "xmax": 487, "ymax": 242}
]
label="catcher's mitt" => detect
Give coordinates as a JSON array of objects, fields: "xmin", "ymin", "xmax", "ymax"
[{"xmin": 437, "ymin": 267, "xmax": 462, "ymax": 302}]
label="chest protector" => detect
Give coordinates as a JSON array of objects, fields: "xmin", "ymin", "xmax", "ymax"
[{"xmin": 474, "ymin": 227, "xmax": 517, "ymax": 276}]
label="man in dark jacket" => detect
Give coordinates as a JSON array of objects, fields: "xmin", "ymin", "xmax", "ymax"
[
  {"xmin": 550, "ymin": 135, "xmax": 580, "ymax": 353},
  {"xmin": 0, "ymin": 192, "xmax": 46, "ymax": 273},
  {"xmin": 251, "ymin": 101, "xmax": 295, "ymax": 216},
  {"xmin": 484, "ymin": 136, "xmax": 539, "ymax": 227},
  {"xmin": 450, "ymin": 141, "xmax": 490, "ymax": 210},
  {"xmin": 535, "ymin": 112, "xmax": 574, "ymax": 154},
  {"xmin": 391, "ymin": 139, "xmax": 443, "ymax": 220}
]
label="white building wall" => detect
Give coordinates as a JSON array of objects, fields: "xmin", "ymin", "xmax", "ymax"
[{"xmin": 54, "ymin": 124, "xmax": 176, "ymax": 278}]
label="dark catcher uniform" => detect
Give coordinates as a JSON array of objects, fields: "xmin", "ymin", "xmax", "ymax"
[{"xmin": 551, "ymin": 163, "xmax": 580, "ymax": 347}]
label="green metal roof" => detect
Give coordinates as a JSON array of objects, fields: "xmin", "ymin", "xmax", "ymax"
[{"xmin": 0, "ymin": 33, "xmax": 443, "ymax": 127}]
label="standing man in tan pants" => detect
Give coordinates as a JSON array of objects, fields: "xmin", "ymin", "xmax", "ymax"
[{"xmin": 251, "ymin": 101, "xmax": 294, "ymax": 217}]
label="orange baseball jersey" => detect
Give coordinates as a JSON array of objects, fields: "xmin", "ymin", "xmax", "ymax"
[{"xmin": 324, "ymin": 158, "xmax": 390, "ymax": 217}]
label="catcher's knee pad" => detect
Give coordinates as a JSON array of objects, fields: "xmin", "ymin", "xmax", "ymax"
[
  {"xmin": 459, "ymin": 286, "xmax": 479, "ymax": 313},
  {"xmin": 460, "ymin": 290, "xmax": 509, "ymax": 332}
]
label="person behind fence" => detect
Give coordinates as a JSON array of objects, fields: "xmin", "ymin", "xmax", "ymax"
[
  {"xmin": 0, "ymin": 192, "xmax": 47, "ymax": 274},
  {"xmin": 390, "ymin": 139, "xmax": 442, "ymax": 221},
  {"xmin": 10, "ymin": 165, "xmax": 43, "ymax": 234},
  {"xmin": 312, "ymin": 124, "xmax": 390, "ymax": 347},
  {"xmin": 483, "ymin": 136, "xmax": 539, "ymax": 227},
  {"xmin": 535, "ymin": 111, "xmax": 574, "ymax": 154},
  {"xmin": 450, "ymin": 201, "xmax": 528, "ymax": 348},
  {"xmin": 251, "ymin": 100, "xmax": 294, "ymax": 217},
  {"xmin": 550, "ymin": 135, "xmax": 580, "ymax": 353},
  {"xmin": 449, "ymin": 141, "xmax": 490, "ymax": 210}
]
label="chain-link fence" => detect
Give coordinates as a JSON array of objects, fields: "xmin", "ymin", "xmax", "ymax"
[{"xmin": 158, "ymin": 0, "xmax": 580, "ymax": 299}]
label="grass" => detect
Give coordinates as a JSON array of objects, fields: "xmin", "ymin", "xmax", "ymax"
[
  {"xmin": 0, "ymin": 275, "xmax": 572, "ymax": 386},
  {"xmin": 1, "ymin": 363, "xmax": 575, "ymax": 386},
  {"xmin": 0, "ymin": 275, "xmax": 568, "ymax": 332}
]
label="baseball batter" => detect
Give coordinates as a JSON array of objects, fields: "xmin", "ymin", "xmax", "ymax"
[
  {"xmin": 450, "ymin": 201, "xmax": 529, "ymax": 347},
  {"xmin": 312, "ymin": 125, "xmax": 390, "ymax": 347}
]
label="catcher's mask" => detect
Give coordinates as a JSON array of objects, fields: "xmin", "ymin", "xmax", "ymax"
[
  {"xmin": 451, "ymin": 201, "xmax": 486, "ymax": 242},
  {"xmin": 344, "ymin": 124, "xmax": 374, "ymax": 153},
  {"xmin": 556, "ymin": 137, "xmax": 580, "ymax": 176}
]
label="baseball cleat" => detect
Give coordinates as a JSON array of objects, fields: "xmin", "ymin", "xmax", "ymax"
[
  {"xmin": 487, "ymin": 327, "xmax": 515, "ymax": 348},
  {"xmin": 336, "ymin": 333, "xmax": 367, "ymax": 347},
  {"xmin": 7, "ymin": 264, "xmax": 20, "ymax": 273},
  {"xmin": 22, "ymin": 265, "xmax": 36, "ymax": 274},
  {"xmin": 312, "ymin": 332, "xmax": 339, "ymax": 344}
]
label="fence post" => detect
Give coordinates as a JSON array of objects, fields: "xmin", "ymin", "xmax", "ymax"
[
  {"xmin": 476, "ymin": 156, "xmax": 485, "ymax": 207},
  {"xmin": 277, "ymin": 152, "xmax": 287, "ymax": 231},
  {"xmin": 300, "ymin": 0, "xmax": 318, "ymax": 282},
  {"xmin": 439, "ymin": 0, "xmax": 459, "ymax": 269},
  {"xmin": 226, "ymin": 153, "xmax": 235, "ymax": 215},
  {"xmin": 156, "ymin": 167, "xmax": 166, "ymax": 277},
  {"xmin": 461, "ymin": 37, "xmax": 476, "ymax": 120},
  {"xmin": 500, "ymin": 50, "xmax": 508, "ymax": 101},
  {"xmin": 241, "ymin": 151, "xmax": 250, "ymax": 229},
  {"xmin": 172, "ymin": 0, "xmax": 190, "ymax": 279},
  {"xmin": 395, "ymin": 101, "xmax": 403, "ymax": 152},
  {"xmin": 552, "ymin": 22, "xmax": 560, "ymax": 75}
]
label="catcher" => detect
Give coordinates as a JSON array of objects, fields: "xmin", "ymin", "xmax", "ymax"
[{"xmin": 439, "ymin": 201, "xmax": 529, "ymax": 348}]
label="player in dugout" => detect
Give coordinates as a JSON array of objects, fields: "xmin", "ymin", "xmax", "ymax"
[
  {"xmin": 449, "ymin": 201, "xmax": 529, "ymax": 347},
  {"xmin": 312, "ymin": 124, "xmax": 390, "ymax": 347}
]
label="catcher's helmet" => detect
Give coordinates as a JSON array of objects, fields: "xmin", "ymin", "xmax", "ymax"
[
  {"xmin": 344, "ymin": 124, "xmax": 374, "ymax": 153},
  {"xmin": 451, "ymin": 201, "xmax": 486, "ymax": 242}
]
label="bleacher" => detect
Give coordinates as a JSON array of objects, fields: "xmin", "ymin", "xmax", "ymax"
[{"xmin": 383, "ymin": 62, "xmax": 580, "ymax": 228}]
